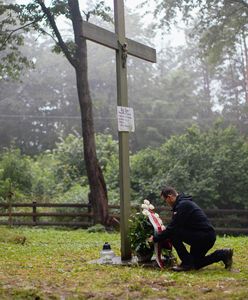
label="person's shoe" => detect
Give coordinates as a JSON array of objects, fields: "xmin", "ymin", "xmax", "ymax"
[
  {"xmin": 222, "ymin": 248, "xmax": 233, "ymax": 269},
  {"xmin": 172, "ymin": 264, "xmax": 194, "ymax": 272}
]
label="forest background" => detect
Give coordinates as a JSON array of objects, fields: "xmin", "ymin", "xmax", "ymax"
[{"xmin": 1, "ymin": 0, "xmax": 248, "ymax": 212}]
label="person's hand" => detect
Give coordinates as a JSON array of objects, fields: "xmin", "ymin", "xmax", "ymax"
[{"xmin": 147, "ymin": 235, "xmax": 154, "ymax": 243}]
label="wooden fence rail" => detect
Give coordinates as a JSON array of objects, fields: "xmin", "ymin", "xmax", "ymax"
[
  {"xmin": 0, "ymin": 202, "xmax": 93, "ymax": 228},
  {"xmin": 0, "ymin": 202, "xmax": 247, "ymax": 235}
]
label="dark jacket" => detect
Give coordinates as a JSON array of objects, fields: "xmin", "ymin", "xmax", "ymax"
[{"xmin": 153, "ymin": 193, "xmax": 215, "ymax": 243}]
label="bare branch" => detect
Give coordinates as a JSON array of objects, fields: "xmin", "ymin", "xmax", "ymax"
[
  {"xmin": 38, "ymin": 27, "xmax": 58, "ymax": 44},
  {"xmin": 82, "ymin": 10, "xmax": 91, "ymax": 21}
]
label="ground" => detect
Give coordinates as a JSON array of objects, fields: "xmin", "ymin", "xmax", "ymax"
[{"xmin": 0, "ymin": 227, "xmax": 247, "ymax": 299}]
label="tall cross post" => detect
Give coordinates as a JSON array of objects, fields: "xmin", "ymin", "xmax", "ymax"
[{"xmin": 81, "ymin": 0, "xmax": 156, "ymax": 260}]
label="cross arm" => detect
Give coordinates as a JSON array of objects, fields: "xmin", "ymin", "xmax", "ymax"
[
  {"xmin": 82, "ymin": 21, "xmax": 156, "ymax": 63},
  {"xmin": 126, "ymin": 38, "xmax": 156, "ymax": 63}
]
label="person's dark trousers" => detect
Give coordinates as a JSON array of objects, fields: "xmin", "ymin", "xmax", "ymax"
[{"xmin": 171, "ymin": 228, "xmax": 224, "ymax": 269}]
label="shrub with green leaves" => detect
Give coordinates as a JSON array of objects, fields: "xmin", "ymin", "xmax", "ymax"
[
  {"xmin": 1, "ymin": 124, "xmax": 248, "ymax": 210},
  {"xmin": 131, "ymin": 123, "xmax": 248, "ymax": 209},
  {"xmin": 0, "ymin": 148, "xmax": 33, "ymax": 198}
]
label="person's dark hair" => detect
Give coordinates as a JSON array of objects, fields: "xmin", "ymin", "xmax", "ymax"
[{"xmin": 160, "ymin": 186, "xmax": 177, "ymax": 198}]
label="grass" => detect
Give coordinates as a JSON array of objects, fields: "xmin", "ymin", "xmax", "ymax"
[{"xmin": 0, "ymin": 227, "xmax": 247, "ymax": 299}]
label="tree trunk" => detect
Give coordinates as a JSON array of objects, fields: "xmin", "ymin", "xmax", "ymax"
[
  {"xmin": 241, "ymin": 32, "xmax": 248, "ymax": 103},
  {"xmin": 201, "ymin": 60, "xmax": 212, "ymax": 118},
  {"xmin": 68, "ymin": 0, "xmax": 109, "ymax": 225}
]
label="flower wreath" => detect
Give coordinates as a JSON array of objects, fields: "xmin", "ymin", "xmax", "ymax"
[{"xmin": 141, "ymin": 199, "xmax": 172, "ymax": 268}]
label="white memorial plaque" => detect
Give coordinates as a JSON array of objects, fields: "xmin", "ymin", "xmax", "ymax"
[{"xmin": 117, "ymin": 106, "xmax": 135, "ymax": 132}]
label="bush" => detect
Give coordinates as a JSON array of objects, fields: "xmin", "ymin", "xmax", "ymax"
[
  {"xmin": 1, "ymin": 124, "xmax": 248, "ymax": 210},
  {"xmin": 131, "ymin": 123, "xmax": 248, "ymax": 208},
  {"xmin": 0, "ymin": 148, "xmax": 33, "ymax": 193}
]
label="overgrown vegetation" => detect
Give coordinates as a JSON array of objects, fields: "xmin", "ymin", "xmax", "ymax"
[
  {"xmin": 1, "ymin": 123, "xmax": 248, "ymax": 210},
  {"xmin": 0, "ymin": 227, "xmax": 247, "ymax": 299}
]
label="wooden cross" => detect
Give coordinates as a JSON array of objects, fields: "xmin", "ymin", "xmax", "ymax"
[{"xmin": 81, "ymin": 0, "xmax": 156, "ymax": 260}]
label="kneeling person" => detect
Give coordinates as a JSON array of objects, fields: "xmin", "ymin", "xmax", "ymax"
[{"xmin": 150, "ymin": 186, "xmax": 233, "ymax": 272}]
